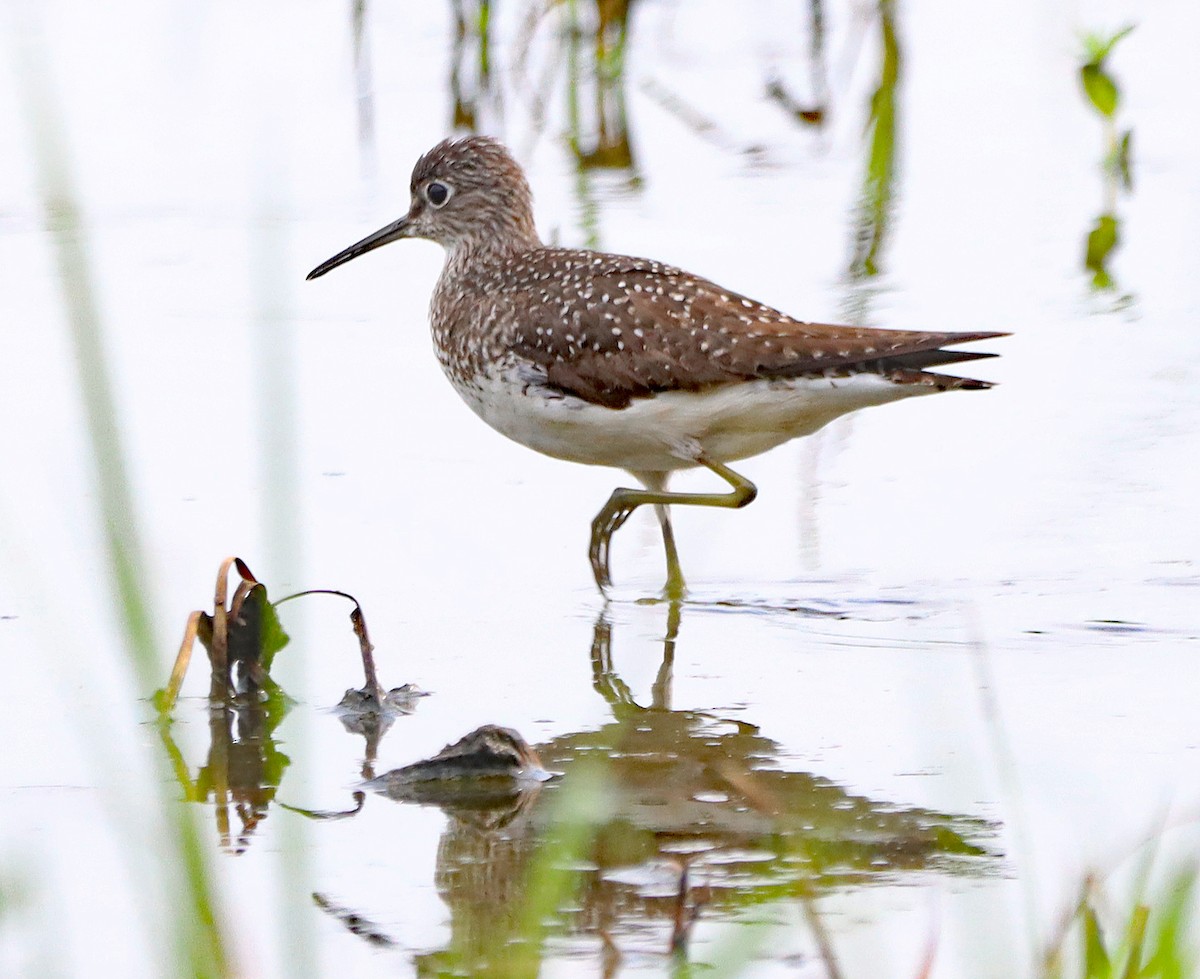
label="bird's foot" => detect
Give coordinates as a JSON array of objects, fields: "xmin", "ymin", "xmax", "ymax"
[
  {"xmin": 589, "ymin": 494, "xmax": 640, "ymax": 594},
  {"xmin": 660, "ymin": 569, "xmax": 687, "ymax": 603}
]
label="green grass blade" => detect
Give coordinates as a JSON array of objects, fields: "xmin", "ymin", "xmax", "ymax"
[
  {"xmin": 1141, "ymin": 864, "xmax": 1198, "ymax": 979},
  {"xmin": 12, "ymin": 13, "xmax": 233, "ymax": 976},
  {"xmin": 1118, "ymin": 904, "xmax": 1149, "ymax": 979},
  {"xmin": 1084, "ymin": 902, "xmax": 1113, "ymax": 978}
]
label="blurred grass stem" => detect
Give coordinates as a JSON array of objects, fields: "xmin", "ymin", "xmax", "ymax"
[{"xmin": 12, "ymin": 8, "xmax": 232, "ymax": 976}]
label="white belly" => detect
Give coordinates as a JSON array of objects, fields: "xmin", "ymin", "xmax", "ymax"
[{"xmin": 450, "ymin": 369, "xmax": 935, "ymax": 473}]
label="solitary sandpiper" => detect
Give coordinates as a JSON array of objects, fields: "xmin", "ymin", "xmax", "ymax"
[{"xmin": 308, "ymin": 136, "xmax": 1004, "ymax": 598}]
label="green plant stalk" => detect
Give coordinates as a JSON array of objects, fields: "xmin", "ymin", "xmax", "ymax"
[
  {"xmin": 1118, "ymin": 904, "xmax": 1149, "ymax": 978},
  {"xmin": 1083, "ymin": 902, "xmax": 1112, "ymax": 976},
  {"xmin": 1043, "ymin": 853, "xmax": 1198, "ymax": 979},
  {"xmin": 1142, "ymin": 864, "xmax": 1199, "ymax": 978},
  {"xmin": 13, "ymin": 16, "xmax": 232, "ymax": 977},
  {"xmin": 249, "ymin": 109, "xmax": 313, "ymax": 975},
  {"xmin": 848, "ymin": 0, "xmax": 899, "ymax": 280},
  {"xmin": 1111, "ymin": 825, "xmax": 1163, "ymax": 976},
  {"xmin": 477, "ymin": 0, "xmax": 491, "ymax": 78}
]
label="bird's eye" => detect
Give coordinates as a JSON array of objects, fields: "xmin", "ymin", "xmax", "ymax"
[{"xmin": 426, "ymin": 181, "xmax": 452, "ymax": 207}]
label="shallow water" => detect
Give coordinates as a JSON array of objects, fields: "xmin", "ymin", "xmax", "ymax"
[{"xmin": 2, "ymin": 0, "xmax": 1198, "ymax": 976}]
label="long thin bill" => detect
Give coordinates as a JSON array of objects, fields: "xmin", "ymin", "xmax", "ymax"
[{"xmin": 306, "ymin": 214, "xmax": 411, "ymax": 280}]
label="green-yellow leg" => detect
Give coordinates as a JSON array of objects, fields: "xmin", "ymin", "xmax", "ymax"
[
  {"xmin": 589, "ymin": 459, "xmax": 758, "ymax": 597},
  {"xmin": 653, "ymin": 503, "xmax": 684, "ymax": 600}
]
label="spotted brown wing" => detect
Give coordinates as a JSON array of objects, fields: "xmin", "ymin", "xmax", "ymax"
[{"xmin": 506, "ymin": 252, "xmax": 1005, "ymax": 409}]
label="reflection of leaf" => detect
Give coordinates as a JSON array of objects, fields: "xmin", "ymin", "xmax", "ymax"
[
  {"xmin": 1082, "ymin": 24, "xmax": 1135, "ymax": 66},
  {"xmin": 1117, "ymin": 129, "xmax": 1134, "ymax": 191},
  {"xmin": 1085, "ymin": 213, "xmax": 1120, "ymax": 289},
  {"xmin": 1081, "ymin": 63, "xmax": 1119, "ymax": 117},
  {"xmin": 258, "ymin": 738, "xmax": 291, "ymax": 790},
  {"xmin": 1079, "ymin": 25, "xmax": 1133, "ymax": 119}
]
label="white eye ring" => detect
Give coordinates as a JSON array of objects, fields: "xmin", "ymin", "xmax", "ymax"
[{"xmin": 425, "ymin": 181, "xmax": 454, "ymax": 208}]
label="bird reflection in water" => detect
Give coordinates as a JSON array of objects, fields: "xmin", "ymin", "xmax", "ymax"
[{"xmin": 338, "ymin": 603, "xmax": 997, "ymax": 971}]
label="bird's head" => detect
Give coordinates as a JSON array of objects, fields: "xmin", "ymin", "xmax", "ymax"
[{"xmin": 306, "ymin": 135, "xmax": 539, "ymax": 280}]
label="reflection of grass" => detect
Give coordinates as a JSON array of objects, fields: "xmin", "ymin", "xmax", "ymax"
[
  {"xmin": 430, "ymin": 758, "xmax": 1196, "ymax": 977},
  {"xmin": 418, "ymin": 608, "xmax": 994, "ymax": 974},
  {"xmin": 1080, "ymin": 25, "xmax": 1135, "ymax": 176},
  {"xmin": 450, "ymin": 0, "xmax": 494, "ymax": 129},
  {"xmin": 15, "ymin": 19, "xmax": 232, "ymax": 978},
  {"xmin": 425, "ymin": 762, "xmax": 1197, "ymax": 976},
  {"xmin": 848, "ymin": 0, "xmax": 900, "ymax": 281},
  {"xmin": 416, "ymin": 608, "xmax": 1195, "ymax": 976},
  {"xmin": 514, "ymin": 759, "xmax": 613, "ymax": 970}
]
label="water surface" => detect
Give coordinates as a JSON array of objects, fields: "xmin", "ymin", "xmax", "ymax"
[{"xmin": 2, "ymin": 1, "xmax": 1198, "ymax": 976}]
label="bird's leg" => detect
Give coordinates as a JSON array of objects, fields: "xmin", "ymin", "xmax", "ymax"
[
  {"xmin": 642, "ymin": 472, "xmax": 685, "ymax": 599},
  {"xmin": 653, "ymin": 504, "xmax": 685, "ymax": 600},
  {"xmin": 589, "ymin": 459, "xmax": 758, "ymax": 596}
]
